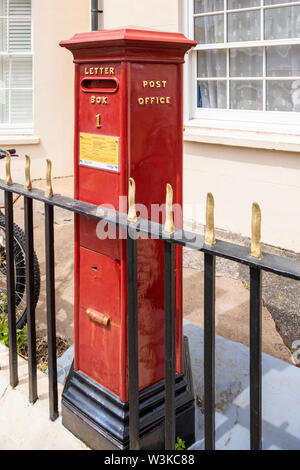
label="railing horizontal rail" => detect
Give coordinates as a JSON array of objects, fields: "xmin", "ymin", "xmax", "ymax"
[
  {"xmin": 1, "ymin": 179, "xmax": 300, "ymax": 281},
  {"xmin": 201, "ymin": 240, "xmax": 300, "ymax": 281}
]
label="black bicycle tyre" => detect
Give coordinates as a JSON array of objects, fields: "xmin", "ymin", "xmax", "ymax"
[{"xmin": 0, "ymin": 213, "xmax": 40, "ymax": 329}]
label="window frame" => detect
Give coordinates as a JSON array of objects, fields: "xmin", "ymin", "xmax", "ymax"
[
  {"xmin": 183, "ymin": 0, "xmax": 300, "ymax": 134},
  {"xmin": 0, "ymin": 0, "xmax": 33, "ymax": 134}
]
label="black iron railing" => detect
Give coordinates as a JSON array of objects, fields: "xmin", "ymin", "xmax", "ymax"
[{"xmin": 1, "ymin": 178, "xmax": 300, "ymax": 450}]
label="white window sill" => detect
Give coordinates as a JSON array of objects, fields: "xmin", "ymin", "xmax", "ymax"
[
  {"xmin": 0, "ymin": 135, "xmax": 40, "ymax": 146},
  {"xmin": 184, "ymin": 120, "xmax": 300, "ymax": 153}
]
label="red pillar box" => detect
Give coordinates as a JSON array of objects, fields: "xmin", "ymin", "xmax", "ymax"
[{"xmin": 59, "ymin": 29, "xmax": 196, "ymax": 450}]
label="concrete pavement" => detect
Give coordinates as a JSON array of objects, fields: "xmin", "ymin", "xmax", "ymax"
[{"xmin": 0, "ymin": 343, "xmax": 87, "ymax": 450}]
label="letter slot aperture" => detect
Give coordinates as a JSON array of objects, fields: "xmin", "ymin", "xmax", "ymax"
[{"xmin": 81, "ymin": 77, "xmax": 119, "ymax": 94}]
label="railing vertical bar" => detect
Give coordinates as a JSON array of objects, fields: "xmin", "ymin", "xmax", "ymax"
[
  {"xmin": 44, "ymin": 202, "xmax": 58, "ymax": 421},
  {"xmin": 5, "ymin": 190, "xmax": 18, "ymax": 387},
  {"xmin": 24, "ymin": 196, "xmax": 37, "ymax": 403},
  {"xmin": 164, "ymin": 240, "xmax": 176, "ymax": 450},
  {"xmin": 204, "ymin": 252, "xmax": 216, "ymax": 450},
  {"xmin": 250, "ymin": 266, "xmax": 262, "ymax": 450},
  {"xmin": 127, "ymin": 234, "xmax": 139, "ymax": 450}
]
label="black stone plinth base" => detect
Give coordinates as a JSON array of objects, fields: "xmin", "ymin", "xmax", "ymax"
[{"xmin": 62, "ymin": 338, "xmax": 195, "ymax": 450}]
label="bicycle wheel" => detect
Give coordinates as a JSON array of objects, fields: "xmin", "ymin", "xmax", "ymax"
[{"xmin": 0, "ymin": 213, "xmax": 40, "ymax": 329}]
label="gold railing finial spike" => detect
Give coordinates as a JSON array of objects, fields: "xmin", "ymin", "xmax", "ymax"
[
  {"xmin": 164, "ymin": 183, "xmax": 175, "ymax": 234},
  {"xmin": 5, "ymin": 151, "xmax": 12, "ymax": 186},
  {"xmin": 127, "ymin": 177, "xmax": 137, "ymax": 222},
  {"xmin": 24, "ymin": 155, "xmax": 32, "ymax": 191},
  {"xmin": 45, "ymin": 159, "xmax": 53, "ymax": 198},
  {"xmin": 205, "ymin": 192, "xmax": 216, "ymax": 245},
  {"xmin": 251, "ymin": 202, "xmax": 262, "ymax": 259}
]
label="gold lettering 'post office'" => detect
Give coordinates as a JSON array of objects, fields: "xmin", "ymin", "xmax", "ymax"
[
  {"xmin": 142, "ymin": 80, "xmax": 167, "ymax": 88},
  {"xmin": 138, "ymin": 96, "xmax": 172, "ymax": 105}
]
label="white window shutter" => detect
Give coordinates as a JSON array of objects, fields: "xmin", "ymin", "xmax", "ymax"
[
  {"xmin": 11, "ymin": 89, "xmax": 32, "ymax": 124},
  {"xmin": 11, "ymin": 56, "xmax": 32, "ymax": 88},
  {"xmin": 0, "ymin": 0, "xmax": 33, "ymax": 127},
  {"xmin": 10, "ymin": 55, "xmax": 33, "ymax": 124},
  {"xmin": 9, "ymin": 17, "xmax": 31, "ymax": 52},
  {"xmin": 8, "ymin": 0, "xmax": 31, "ymax": 17},
  {"xmin": 9, "ymin": 0, "xmax": 32, "ymax": 52}
]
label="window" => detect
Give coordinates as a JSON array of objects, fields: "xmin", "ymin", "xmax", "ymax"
[
  {"xmin": 0, "ymin": 0, "xmax": 32, "ymax": 131},
  {"xmin": 186, "ymin": 0, "xmax": 300, "ymax": 128}
]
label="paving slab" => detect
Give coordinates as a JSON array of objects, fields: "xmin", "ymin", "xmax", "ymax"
[
  {"xmin": 0, "ymin": 343, "xmax": 88, "ymax": 450},
  {"xmin": 48, "ymin": 344, "xmax": 74, "ymax": 385}
]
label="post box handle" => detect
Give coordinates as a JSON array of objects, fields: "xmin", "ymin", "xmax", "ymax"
[
  {"xmin": 81, "ymin": 77, "xmax": 119, "ymax": 94},
  {"xmin": 86, "ymin": 308, "xmax": 110, "ymax": 326}
]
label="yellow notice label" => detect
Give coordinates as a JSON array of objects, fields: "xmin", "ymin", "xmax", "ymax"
[{"xmin": 79, "ymin": 133, "xmax": 120, "ymax": 172}]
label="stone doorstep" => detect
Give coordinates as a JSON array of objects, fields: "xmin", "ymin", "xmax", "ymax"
[{"xmin": 184, "ymin": 319, "xmax": 300, "ymax": 451}]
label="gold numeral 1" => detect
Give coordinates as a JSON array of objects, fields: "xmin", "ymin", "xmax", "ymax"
[{"xmin": 96, "ymin": 114, "xmax": 102, "ymax": 128}]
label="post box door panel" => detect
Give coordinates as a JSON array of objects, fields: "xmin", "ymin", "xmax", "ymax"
[
  {"xmin": 79, "ymin": 63, "xmax": 121, "ymax": 137},
  {"xmin": 77, "ymin": 63, "xmax": 122, "ymax": 209},
  {"xmin": 79, "ymin": 215, "xmax": 121, "ymax": 261},
  {"xmin": 127, "ymin": 62, "xmax": 183, "ymax": 388},
  {"xmin": 136, "ymin": 239, "xmax": 165, "ymax": 391},
  {"xmin": 78, "ymin": 167, "xmax": 120, "ymax": 208},
  {"xmin": 129, "ymin": 62, "xmax": 179, "ymax": 210},
  {"xmin": 78, "ymin": 247, "xmax": 121, "ymax": 395}
]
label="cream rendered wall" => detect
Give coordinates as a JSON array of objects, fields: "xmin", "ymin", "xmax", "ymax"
[
  {"xmin": 102, "ymin": 0, "xmax": 182, "ymax": 32},
  {"xmin": 183, "ymin": 142, "xmax": 300, "ymax": 252},
  {"xmin": 0, "ymin": 0, "xmax": 91, "ymax": 182}
]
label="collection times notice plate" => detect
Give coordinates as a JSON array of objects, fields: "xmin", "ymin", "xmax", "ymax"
[{"xmin": 79, "ymin": 133, "xmax": 120, "ymax": 172}]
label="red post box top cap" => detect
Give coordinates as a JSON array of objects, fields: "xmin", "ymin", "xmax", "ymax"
[{"xmin": 59, "ymin": 28, "xmax": 197, "ymax": 62}]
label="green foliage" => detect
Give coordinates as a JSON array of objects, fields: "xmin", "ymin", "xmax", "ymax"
[
  {"xmin": 0, "ymin": 292, "xmax": 8, "ymax": 346},
  {"xmin": 0, "ymin": 310, "xmax": 9, "ymax": 347},
  {"xmin": 175, "ymin": 437, "xmax": 186, "ymax": 450},
  {"xmin": 0, "ymin": 292, "xmax": 28, "ymax": 353},
  {"xmin": 17, "ymin": 324, "xmax": 28, "ymax": 352}
]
